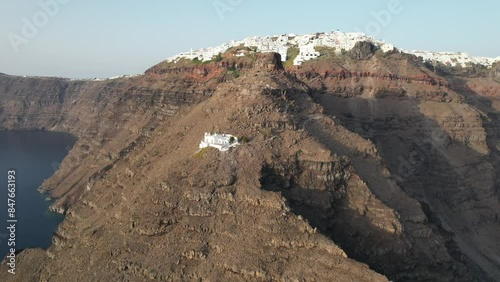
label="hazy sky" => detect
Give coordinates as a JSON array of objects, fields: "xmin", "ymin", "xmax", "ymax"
[{"xmin": 1, "ymin": 0, "xmax": 499, "ymax": 78}]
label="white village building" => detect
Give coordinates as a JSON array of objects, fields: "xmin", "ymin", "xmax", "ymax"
[
  {"xmin": 250, "ymin": 36, "xmax": 289, "ymax": 62},
  {"xmin": 293, "ymin": 44, "xmax": 321, "ymax": 65},
  {"xmin": 403, "ymin": 50, "xmax": 500, "ymax": 67},
  {"xmin": 165, "ymin": 30, "xmax": 500, "ymax": 68},
  {"xmin": 199, "ymin": 132, "xmax": 239, "ymax": 152}
]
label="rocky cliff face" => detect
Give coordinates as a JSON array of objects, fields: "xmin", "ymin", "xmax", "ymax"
[
  {"xmin": 0, "ymin": 51, "xmax": 499, "ymax": 282},
  {"xmin": 296, "ymin": 51, "xmax": 500, "ymax": 281},
  {"xmin": 349, "ymin": 41, "xmax": 378, "ymax": 60}
]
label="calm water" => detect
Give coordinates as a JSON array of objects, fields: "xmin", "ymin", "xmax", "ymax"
[{"xmin": 0, "ymin": 130, "xmax": 76, "ymax": 258}]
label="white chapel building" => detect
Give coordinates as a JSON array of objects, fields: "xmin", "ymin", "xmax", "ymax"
[{"xmin": 199, "ymin": 132, "xmax": 239, "ymax": 152}]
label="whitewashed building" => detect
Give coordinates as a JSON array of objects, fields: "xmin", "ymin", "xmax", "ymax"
[
  {"xmin": 255, "ymin": 37, "xmax": 289, "ymax": 61},
  {"xmin": 294, "ymin": 44, "xmax": 321, "ymax": 65},
  {"xmin": 380, "ymin": 43, "xmax": 395, "ymax": 53},
  {"xmin": 199, "ymin": 132, "xmax": 239, "ymax": 152}
]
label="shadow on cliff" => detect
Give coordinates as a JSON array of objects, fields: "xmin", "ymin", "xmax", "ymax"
[
  {"xmin": 449, "ymin": 77, "xmax": 500, "ymax": 201},
  {"xmin": 259, "ymin": 161, "xmax": 409, "ymax": 279},
  {"xmin": 283, "ymin": 91, "xmax": 499, "ymax": 281}
]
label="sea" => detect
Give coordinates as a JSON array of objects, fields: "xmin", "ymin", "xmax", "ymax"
[{"xmin": 0, "ymin": 130, "xmax": 76, "ymax": 258}]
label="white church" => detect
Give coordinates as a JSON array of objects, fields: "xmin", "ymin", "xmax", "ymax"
[{"xmin": 199, "ymin": 132, "xmax": 239, "ymax": 152}]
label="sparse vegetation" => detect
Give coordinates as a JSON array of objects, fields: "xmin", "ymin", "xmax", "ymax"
[
  {"xmin": 314, "ymin": 46, "xmax": 337, "ymax": 59},
  {"xmin": 194, "ymin": 147, "xmax": 215, "ymax": 158},
  {"xmin": 227, "ymin": 66, "xmax": 241, "ymax": 78},
  {"xmin": 284, "ymin": 47, "xmax": 299, "ymax": 68},
  {"xmin": 151, "ymin": 57, "xmax": 215, "ymax": 70},
  {"xmin": 258, "ymin": 128, "xmax": 272, "ymax": 138},
  {"xmin": 375, "ymin": 48, "xmax": 390, "ymax": 58},
  {"xmin": 424, "ymin": 60, "xmax": 489, "ymax": 77},
  {"xmin": 225, "ymin": 44, "xmax": 245, "ymax": 53},
  {"xmin": 238, "ymin": 136, "xmax": 250, "ymax": 143},
  {"xmin": 192, "ymin": 57, "xmax": 202, "ymax": 65},
  {"xmin": 214, "ymin": 53, "xmax": 224, "ymax": 62},
  {"xmin": 313, "ymin": 46, "xmax": 350, "ymax": 64}
]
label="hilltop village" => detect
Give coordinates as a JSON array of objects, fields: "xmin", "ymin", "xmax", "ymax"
[{"xmin": 166, "ymin": 31, "xmax": 500, "ymax": 68}]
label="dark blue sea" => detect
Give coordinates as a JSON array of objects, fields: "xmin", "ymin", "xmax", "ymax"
[{"xmin": 0, "ymin": 130, "xmax": 76, "ymax": 258}]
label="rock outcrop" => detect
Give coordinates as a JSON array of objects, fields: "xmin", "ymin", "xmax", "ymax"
[{"xmin": 349, "ymin": 41, "xmax": 378, "ymax": 60}]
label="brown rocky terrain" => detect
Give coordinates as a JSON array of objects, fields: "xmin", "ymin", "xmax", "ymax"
[{"xmin": 0, "ymin": 46, "xmax": 499, "ymax": 281}]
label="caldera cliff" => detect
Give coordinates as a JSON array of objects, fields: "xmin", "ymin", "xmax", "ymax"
[{"xmin": 0, "ymin": 47, "xmax": 499, "ymax": 281}]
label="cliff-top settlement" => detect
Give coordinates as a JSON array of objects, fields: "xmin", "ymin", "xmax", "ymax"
[{"xmin": 166, "ymin": 30, "xmax": 500, "ymax": 67}]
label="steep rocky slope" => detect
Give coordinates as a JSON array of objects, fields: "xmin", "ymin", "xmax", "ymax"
[
  {"xmin": 0, "ymin": 49, "xmax": 499, "ymax": 281},
  {"xmin": 294, "ymin": 48, "xmax": 500, "ymax": 281}
]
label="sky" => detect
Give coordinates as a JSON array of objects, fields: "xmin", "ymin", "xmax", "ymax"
[{"xmin": 0, "ymin": 0, "xmax": 499, "ymax": 79}]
